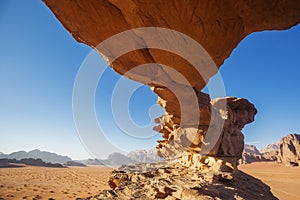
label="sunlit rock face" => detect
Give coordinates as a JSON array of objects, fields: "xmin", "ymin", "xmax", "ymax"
[
  {"xmin": 278, "ymin": 134, "xmax": 300, "ymax": 166},
  {"xmin": 155, "ymin": 96, "xmax": 257, "ymax": 169},
  {"xmin": 44, "ymin": 0, "xmax": 300, "ymax": 167}
]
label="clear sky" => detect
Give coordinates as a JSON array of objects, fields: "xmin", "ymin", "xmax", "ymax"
[{"xmin": 0, "ymin": 1, "xmax": 299, "ymax": 160}]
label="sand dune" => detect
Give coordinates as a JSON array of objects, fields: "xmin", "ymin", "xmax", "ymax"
[
  {"xmin": 239, "ymin": 162, "xmax": 300, "ymax": 200},
  {"xmin": 0, "ymin": 166, "xmax": 112, "ymax": 200}
]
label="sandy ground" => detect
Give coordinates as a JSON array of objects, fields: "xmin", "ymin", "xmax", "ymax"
[
  {"xmin": 0, "ymin": 166, "xmax": 113, "ymax": 200},
  {"xmin": 239, "ymin": 162, "xmax": 300, "ymax": 200},
  {"xmin": 1, "ymin": 163, "xmax": 299, "ymax": 199}
]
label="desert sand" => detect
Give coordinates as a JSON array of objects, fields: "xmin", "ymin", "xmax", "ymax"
[
  {"xmin": 0, "ymin": 166, "xmax": 113, "ymax": 200},
  {"xmin": 1, "ymin": 163, "xmax": 299, "ymax": 199},
  {"xmin": 239, "ymin": 162, "xmax": 300, "ymax": 200}
]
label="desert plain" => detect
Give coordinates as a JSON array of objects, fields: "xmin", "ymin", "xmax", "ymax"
[
  {"xmin": 0, "ymin": 166, "xmax": 112, "ymax": 200},
  {"xmin": 0, "ymin": 163, "xmax": 299, "ymax": 200},
  {"xmin": 239, "ymin": 162, "xmax": 300, "ymax": 200}
]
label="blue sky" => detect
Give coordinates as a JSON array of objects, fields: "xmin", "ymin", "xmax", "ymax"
[{"xmin": 0, "ymin": 1, "xmax": 299, "ymax": 159}]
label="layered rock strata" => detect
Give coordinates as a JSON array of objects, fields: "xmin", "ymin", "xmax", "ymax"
[{"xmin": 155, "ymin": 96, "xmax": 257, "ymax": 170}]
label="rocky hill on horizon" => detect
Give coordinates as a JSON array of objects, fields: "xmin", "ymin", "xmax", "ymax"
[
  {"xmin": 3, "ymin": 134, "xmax": 299, "ymax": 167},
  {"xmin": 0, "ymin": 148, "xmax": 163, "ymax": 166},
  {"xmin": 81, "ymin": 149, "xmax": 163, "ymax": 166},
  {"xmin": 241, "ymin": 133, "xmax": 300, "ymax": 166},
  {"xmin": 0, "ymin": 158, "xmax": 65, "ymax": 168},
  {"xmin": 127, "ymin": 149, "xmax": 163, "ymax": 163},
  {"xmin": 0, "ymin": 149, "xmax": 72, "ymax": 164},
  {"xmin": 260, "ymin": 142, "xmax": 280, "ymax": 154},
  {"xmin": 240, "ymin": 144, "xmax": 271, "ymax": 164},
  {"xmin": 277, "ymin": 133, "xmax": 300, "ymax": 166},
  {"xmin": 244, "ymin": 144, "xmax": 261, "ymax": 155},
  {"xmin": 81, "ymin": 135, "xmax": 300, "ymax": 166}
]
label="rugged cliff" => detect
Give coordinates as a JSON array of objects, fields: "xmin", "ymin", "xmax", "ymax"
[{"xmin": 278, "ymin": 134, "xmax": 300, "ymax": 166}]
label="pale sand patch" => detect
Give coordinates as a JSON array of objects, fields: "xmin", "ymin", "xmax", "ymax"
[
  {"xmin": 239, "ymin": 162, "xmax": 300, "ymax": 200},
  {"xmin": 0, "ymin": 166, "xmax": 113, "ymax": 199}
]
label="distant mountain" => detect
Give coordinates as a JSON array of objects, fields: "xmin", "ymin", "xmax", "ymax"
[
  {"xmin": 82, "ymin": 158, "xmax": 104, "ymax": 165},
  {"xmin": 244, "ymin": 144, "xmax": 260, "ymax": 155},
  {"xmin": 0, "ymin": 149, "xmax": 72, "ymax": 164},
  {"xmin": 240, "ymin": 133, "xmax": 300, "ymax": 166},
  {"xmin": 105, "ymin": 152, "xmax": 136, "ymax": 165},
  {"xmin": 127, "ymin": 149, "xmax": 163, "ymax": 163},
  {"xmin": 260, "ymin": 142, "xmax": 279, "ymax": 161},
  {"xmin": 0, "ymin": 158, "xmax": 65, "ymax": 168},
  {"xmin": 81, "ymin": 149, "xmax": 163, "ymax": 166},
  {"xmin": 82, "ymin": 153, "xmax": 136, "ymax": 166},
  {"xmin": 260, "ymin": 142, "xmax": 280, "ymax": 154},
  {"xmin": 240, "ymin": 144, "xmax": 270, "ymax": 164},
  {"xmin": 64, "ymin": 161, "xmax": 87, "ymax": 167}
]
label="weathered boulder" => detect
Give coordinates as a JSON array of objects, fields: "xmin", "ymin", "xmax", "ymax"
[
  {"xmin": 155, "ymin": 96, "xmax": 257, "ymax": 169},
  {"xmin": 278, "ymin": 133, "xmax": 300, "ymax": 166},
  {"xmin": 211, "ymin": 97, "xmax": 257, "ymax": 160}
]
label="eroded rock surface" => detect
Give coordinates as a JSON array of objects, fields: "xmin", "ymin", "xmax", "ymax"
[
  {"xmin": 81, "ymin": 161, "xmax": 277, "ymax": 200},
  {"xmin": 278, "ymin": 133, "xmax": 300, "ymax": 166},
  {"xmin": 156, "ymin": 96, "xmax": 257, "ymax": 169}
]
